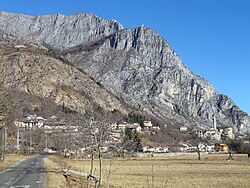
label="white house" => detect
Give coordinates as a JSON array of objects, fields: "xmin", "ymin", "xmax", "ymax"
[
  {"xmin": 180, "ymin": 126, "xmax": 188, "ymax": 132},
  {"xmin": 126, "ymin": 123, "xmax": 142, "ymax": 133},
  {"xmin": 222, "ymin": 127, "xmax": 235, "ymax": 139}
]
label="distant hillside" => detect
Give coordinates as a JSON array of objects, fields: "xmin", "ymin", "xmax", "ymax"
[{"xmin": 0, "ymin": 34, "xmax": 131, "ymax": 119}]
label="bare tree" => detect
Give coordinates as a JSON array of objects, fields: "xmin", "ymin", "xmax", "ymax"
[
  {"xmin": 196, "ymin": 144, "xmax": 201, "ymax": 161},
  {"xmin": 191, "ymin": 132, "xmax": 203, "ymax": 161},
  {"xmin": 77, "ymin": 105, "xmax": 122, "ymax": 187},
  {"xmin": 86, "ymin": 110, "xmax": 111, "ymax": 186}
]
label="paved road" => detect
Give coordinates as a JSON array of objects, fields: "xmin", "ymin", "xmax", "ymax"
[{"xmin": 0, "ymin": 155, "xmax": 47, "ymax": 188}]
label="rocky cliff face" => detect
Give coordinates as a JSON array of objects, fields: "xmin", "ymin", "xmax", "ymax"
[
  {"xmin": 63, "ymin": 26, "xmax": 250, "ymax": 132},
  {"xmin": 0, "ymin": 11, "xmax": 249, "ymax": 132},
  {"xmin": 0, "ymin": 11, "xmax": 122, "ymax": 49}
]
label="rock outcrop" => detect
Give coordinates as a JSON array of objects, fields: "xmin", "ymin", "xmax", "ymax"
[{"xmin": 0, "ymin": 11, "xmax": 249, "ymax": 132}]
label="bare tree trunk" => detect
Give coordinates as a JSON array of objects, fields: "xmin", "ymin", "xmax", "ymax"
[
  {"xmin": 197, "ymin": 145, "xmax": 201, "ymax": 161},
  {"xmin": 29, "ymin": 127, "xmax": 32, "ymax": 155},
  {"xmin": 98, "ymin": 147, "xmax": 103, "ymax": 186},
  {"xmin": 87, "ymin": 153, "xmax": 94, "ymax": 188},
  {"xmin": 228, "ymin": 151, "xmax": 233, "ymax": 160}
]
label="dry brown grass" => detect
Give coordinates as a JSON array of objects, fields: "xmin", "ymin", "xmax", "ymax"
[
  {"xmin": 46, "ymin": 154, "xmax": 250, "ymax": 188},
  {"xmin": 0, "ymin": 154, "xmax": 32, "ymax": 171},
  {"xmin": 44, "ymin": 155, "xmax": 87, "ymax": 188},
  {"xmin": 44, "ymin": 155, "xmax": 68, "ymax": 188}
]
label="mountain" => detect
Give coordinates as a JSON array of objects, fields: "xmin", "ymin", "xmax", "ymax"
[{"xmin": 0, "ymin": 11, "xmax": 249, "ymax": 133}]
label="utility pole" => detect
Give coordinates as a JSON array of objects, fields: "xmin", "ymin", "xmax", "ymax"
[
  {"xmin": 1, "ymin": 128, "xmax": 4, "ymax": 161},
  {"xmin": 45, "ymin": 133, "xmax": 48, "ymax": 149},
  {"xmin": 1, "ymin": 127, "xmax": 7, "ymax": 161},
  {"xmin": 16, "ymin": 126, "xmax": 20, "ymax": 151},
  {"xmin": 4, "ymin": 127, "xmax": 7, "ymax": 154},
  {"xmin": 29, "ymin": 125, "xmax": 32, "ymax": 155}
]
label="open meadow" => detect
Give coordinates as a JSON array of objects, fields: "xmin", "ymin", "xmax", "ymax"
[{"xmin": 45, "ymin": 153, "xmax": 250, "ymax": 188}]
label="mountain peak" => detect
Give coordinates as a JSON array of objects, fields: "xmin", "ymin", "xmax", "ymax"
[
  {"xmin": 0, "ymin": 11, "xmax": 249, "ymax": 133},
  {"xmin": 0, "ymin": 11, "xmax": 123, "ymax": 49}
]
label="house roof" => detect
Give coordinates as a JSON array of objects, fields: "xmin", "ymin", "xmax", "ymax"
[
  {"xmin": 126, "ymin": 124, "xmax": 140, "ymax": 129},
  {"xmin": 144, "ymin": 121, "xmax": 152, "ymax": 127}
]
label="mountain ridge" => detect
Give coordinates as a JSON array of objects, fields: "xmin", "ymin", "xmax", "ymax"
[{"xmin": 0, "ymin": 11, "xmax": 249, "ymax": 133}]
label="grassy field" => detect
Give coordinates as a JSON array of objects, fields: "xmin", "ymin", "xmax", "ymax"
[
  {"xmin": 0, "ymin": 154, "xmax": 32, "ymax": 171},
  {"xmin": 45, "ymin": 153, "xmax": 250, "ymax": 188},
  {"xmin": 44, "ymin": 156, "xmax": 68, "ymax": 188}
]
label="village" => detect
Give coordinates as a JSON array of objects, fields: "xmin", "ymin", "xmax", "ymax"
[{"xmin": 11, "ymin": 113, "xmax": 250, "ymax": 157}]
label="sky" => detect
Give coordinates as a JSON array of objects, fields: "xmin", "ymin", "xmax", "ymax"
[{"xmin": 0, "ymin": 0, "xmax": 249, "ymax": 114}]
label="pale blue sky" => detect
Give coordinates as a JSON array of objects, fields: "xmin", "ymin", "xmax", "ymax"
[{"xmin": 0, "ymin": 0, "xmax": 249, "ymax": 114}]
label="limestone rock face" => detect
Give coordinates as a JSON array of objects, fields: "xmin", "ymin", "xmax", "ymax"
[
  {"xmin": 64, "ymin": 27, "xmax": 250, "ymax": 132},
  {"xmin": 0, "ymin": 11, "xmax": 249, "ymax": 132},
  {"xmin": 0, "ymin": 11, "xmax": 122, "ymax": 49}
]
